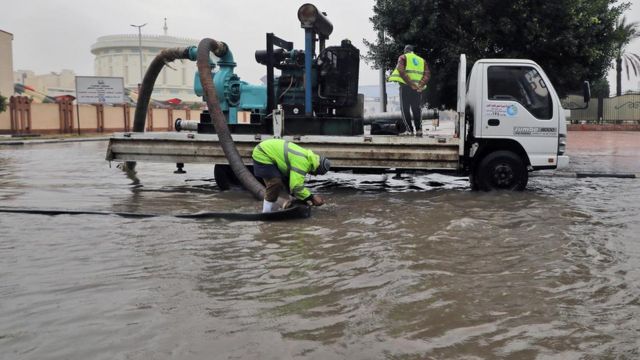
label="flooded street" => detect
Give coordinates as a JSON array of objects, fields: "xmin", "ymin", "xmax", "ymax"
[{"xmin": 1, "ymin": 133, "xmax": 640, "ymax": 359}]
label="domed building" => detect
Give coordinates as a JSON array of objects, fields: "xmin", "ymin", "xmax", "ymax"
[{"xmin": 90, "ymin": 21, "xmax": 200, "ymax": 102}]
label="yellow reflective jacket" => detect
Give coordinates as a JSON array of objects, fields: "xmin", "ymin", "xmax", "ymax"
[
  {"xmin": 388, "ymin": 52, "xmax": 425, "ymax": 86},
  {"xmin": 252, "ymin": 139, "xmax": 321, "ymax": 200}
]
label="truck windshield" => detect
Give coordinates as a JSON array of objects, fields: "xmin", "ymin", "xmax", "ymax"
[{"xmin": 487, "ymin": 66, "xmax": 552, "ymax": 120}]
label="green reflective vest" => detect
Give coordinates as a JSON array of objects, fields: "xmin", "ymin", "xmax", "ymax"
[
  {"xmin": 388, "ymin": 52, "xmax": 425, "ymax": 86},
  {"xmin": 252, "ymin": 139, "xmax": 320, "ymax": 200}
]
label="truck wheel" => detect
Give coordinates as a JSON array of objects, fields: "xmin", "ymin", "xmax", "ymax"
[
  {"xmin": 214, "ymin": 164, "xmax": 238, "ymax": 190},
  {"xmin": 214, "ymin": 164, "xmax": 259, "ymax": 190},
  {"xmin": 476, "ymin": 151, "xmax": 528, "ymax": 191}
]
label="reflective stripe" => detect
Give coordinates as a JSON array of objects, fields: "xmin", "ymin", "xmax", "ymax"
[
  {"xmin": 290, "ymin": 166, "xmax": 306, "ymax": 176},
  {"xmin": 292, "ymin": 185, "xmax": 305, "ymax": 195},
  {"xmin": 288, "ymin": 148, "xmax": 307, "ymax": 158},
  {"xmin": 283, "ymin": 141, "xmax": 292, "ymax": 174},
  {"xmin": 284, "ymin": 140, "xmax": 308, "ymax": 176}
]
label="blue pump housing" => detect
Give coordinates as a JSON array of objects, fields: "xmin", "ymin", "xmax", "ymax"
[{"xmin": 193, "ymin": 48, "xmax": 267, "ymax": 124}]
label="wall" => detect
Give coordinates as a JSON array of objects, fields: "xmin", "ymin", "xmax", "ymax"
[
  {"xmin": 78, "ymin": 104, "xmax": 98, "ymax": 131},
  {"xmin": 568, "ymin": 94, "xmax": 640, "ymax": 124},
  {"xmin": 0, "ymin": 30, "xmax": 14, "ymax": 98},
  {"xmin": 104, "ymin": 106, "xmax": 128, "ymax": 132},
  {"xmin": 30, "ymin": 103, "xmax": 60, "ymax": 133},
  {"xmin": 0, "ymin": 96, "xmax": 200, "ymax": 135},
  {"xmin": 0, "ymin": 110, "xmax": 10, "ymax": 131}
]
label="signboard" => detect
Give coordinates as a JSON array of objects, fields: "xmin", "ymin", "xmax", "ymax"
[{"xmin": 75, "ymin": 76, "xmax": 125, "ymax": 104}]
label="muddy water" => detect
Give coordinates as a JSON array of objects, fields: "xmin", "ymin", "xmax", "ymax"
[{"xmin": 1, "ymin": 136, "xmax": 639, "ymax": 359}]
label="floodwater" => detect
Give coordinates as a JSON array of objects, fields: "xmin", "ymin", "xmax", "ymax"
[{"xmin": 1, "ymin": 132, "xmax": 639, "ymax": 359}]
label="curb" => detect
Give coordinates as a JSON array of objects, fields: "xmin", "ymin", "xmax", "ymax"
[{"xmin": 532, "ymin": 172, "xmax": 638, "ymax": 179}]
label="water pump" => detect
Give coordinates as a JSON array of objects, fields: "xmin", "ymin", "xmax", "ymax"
[{"xmin": 188, "ymin": 3, "xmax": 363, "ymax": 136}]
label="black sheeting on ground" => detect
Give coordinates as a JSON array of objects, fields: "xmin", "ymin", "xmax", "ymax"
[{"xmin": 0, "ymin": 205, "xmax": 311, "ymax": 221}]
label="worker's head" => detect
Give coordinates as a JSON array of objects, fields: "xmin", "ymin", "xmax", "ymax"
[
  {"xmin": 403, "ymin": 44, "xmax": 414, "ymax": 53},
  {"xmin": 313, "ymin": 155, "xmax": 331, "ymax": 175}
]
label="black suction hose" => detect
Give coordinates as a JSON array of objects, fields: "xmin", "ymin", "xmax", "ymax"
[
  {"xmin": 133, "ymin": 47, "xmax": 192, "ymax": 133},
  {"xmin": 196, "ymin": 38, "xmax": 267, "ymax": 201},
  {"xmin": 126, "ymin": 47, "xmax": 193, "ymax": 171},
  {"xmin": 124, "ymin": 40, "xmax": 291, "ymax": 208}
]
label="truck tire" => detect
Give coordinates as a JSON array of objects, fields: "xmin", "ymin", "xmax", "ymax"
[
  {"xmin": 476, "ymin": 151, "xmax": 528, "ymax": 191},
  {"xmin": 214, "ymin": 164, "xmax": 259, "ymax": 190}
]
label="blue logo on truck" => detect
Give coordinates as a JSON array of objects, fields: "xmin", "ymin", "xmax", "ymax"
[{"xmin": 506, "ymin": 105, "xmax": 518, "ymax": 117}]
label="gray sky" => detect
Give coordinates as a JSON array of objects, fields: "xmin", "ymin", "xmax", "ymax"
[{"xmin": 1, "ymin": 0, "xmax": 639, "ymax": 92}]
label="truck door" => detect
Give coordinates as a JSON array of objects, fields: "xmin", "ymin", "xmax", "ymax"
[{"xmin": 481, "ymin": 65, "xmax": 559, "ymax": 167}]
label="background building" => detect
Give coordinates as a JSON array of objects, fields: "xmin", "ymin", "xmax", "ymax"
[
  {"xmin": 13, "ymin": 69, "xmax": 76, "ymax": 98},
  {"xmin": 91, "ymin": 23, "xmax": 199, "ymax": 102},
  {"xmin": 0, "ymin": 29, "xmax": 14, "ymax": 97}
]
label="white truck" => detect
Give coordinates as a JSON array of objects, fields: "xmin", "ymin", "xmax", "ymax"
[
  {"xmin": 457, "ymin": 54, "xmax": 585, "ymax": 190},
  {"xmin": 106, "ymin": 54, "xmax": 588, "ymax": 191}
]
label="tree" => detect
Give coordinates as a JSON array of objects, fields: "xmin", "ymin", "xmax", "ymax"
[
  {"xmin": 0, "ymin": 93, "xmax": 6, "ymax": 113},
  {"xmin": 612, "ymin": 16, "xmax": 640, "ymax": 96},
  {"xmin": 591, "ymin": 77, "xmax": 610, "ymax": 99},
  {"xmin": 366, "ymin": 0, "xmax": 628, "ymax": 108}
]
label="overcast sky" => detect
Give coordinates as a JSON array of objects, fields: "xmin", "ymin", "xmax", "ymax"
[{"xmin": 1, "ymin": 0, "xmax": 639, "ymax": 92}]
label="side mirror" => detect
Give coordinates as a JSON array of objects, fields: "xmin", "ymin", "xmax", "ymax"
[
  {"xmin": 561, "ymin": 81, "xmax": 592, "ymax": 110},
  {"xmin": 582, "ymin": 81, "xmax": 591, "ymax": 104}
]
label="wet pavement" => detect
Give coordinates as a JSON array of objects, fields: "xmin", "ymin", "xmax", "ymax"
[
  {"xmin": 566, "ymin": 131, "xmax": 640, "ymax": 174},
  {"xmin": 1, "ymin": 132, "xmax": 639, "ymax": 359}
]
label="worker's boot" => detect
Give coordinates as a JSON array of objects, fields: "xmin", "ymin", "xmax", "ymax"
[
  {"xmin": 416, "ymin": 130, "xmax": 423, "ymax": 137},
  {"xmin": 262, "ymin": 200, "xmax": 275, "ymax": 213}
]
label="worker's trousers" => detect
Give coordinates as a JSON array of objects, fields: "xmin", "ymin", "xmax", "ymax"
[
  {"xmin": 398, "ymin": 84, "xmax": 422, "ymax": 133},
  {"xmin": 263, "ymin": 177, "xmax": 284, "ymax": 202}
]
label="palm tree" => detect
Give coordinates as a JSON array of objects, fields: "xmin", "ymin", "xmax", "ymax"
[{"xmin": 613, "ymin": 16, "xmax": 640, "ymax": 96}]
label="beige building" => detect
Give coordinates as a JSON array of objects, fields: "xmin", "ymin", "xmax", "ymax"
[
  {"xmin": 14, "ymin": 69, "xmax": 77, "ymax": 97},
  {"xmin": 0, "ymin": 29, "xmax": 14, "ymax": 98},
  {"xmin": 91, "ymin": 25, "xmax": 199, "ymax": 102}
]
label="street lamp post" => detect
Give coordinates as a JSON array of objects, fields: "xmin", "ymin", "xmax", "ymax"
[
  {"xmin": 130, "ymin": 23, "xmax": 147, "ymax": 85},
  {"xmin": 378, "ymin": 29, "xmax": 387, "ymax": 113}
]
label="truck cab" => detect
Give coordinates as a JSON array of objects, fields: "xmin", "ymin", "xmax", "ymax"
[{"xmin": 459, "ymin": 55, "xmax": 576, "ymax": 190}]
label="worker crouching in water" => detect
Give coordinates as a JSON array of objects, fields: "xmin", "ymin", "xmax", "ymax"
[{"xmin": 252, "ymin": 139, "xmax": 331, "ymax": 213}]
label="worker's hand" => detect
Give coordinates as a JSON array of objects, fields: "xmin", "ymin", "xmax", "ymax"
[
  {"xmin": 410, "ymin": 83, "xmax": 420, "ymax": 91},
  {"xmin": 281, "ymin": 199, "xmax": 292, "ymax": 209},
  {"xmin": 310, "ymin": 195, "xmax": 325, "ymax": 206}
]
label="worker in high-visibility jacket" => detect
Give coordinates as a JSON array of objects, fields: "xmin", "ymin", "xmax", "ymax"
[
  {"xmin": 388, "ymin": 45, "xmax": 431, "ymax": 137},
  {"xmin": 252, "ymin": 138, "xmax": 331, "ymax": 212}
]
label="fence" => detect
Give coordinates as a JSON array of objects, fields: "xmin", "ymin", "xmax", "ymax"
[
  {"xmin": 0, "ymin": 96, "xmax": 202, "ymax": 135},
  {"xmin": 4, "ymin": 95, "xmax": 638, "ymax": 135},
  {"xmin": 568, "ymin": 94, "xmax": 640, "ymax": 124}
]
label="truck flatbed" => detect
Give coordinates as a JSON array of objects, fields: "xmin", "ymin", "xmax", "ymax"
[{"xmin": 106, "ymin": 129, "xmax": 462, "ymax": 171}]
